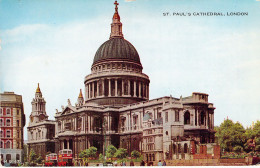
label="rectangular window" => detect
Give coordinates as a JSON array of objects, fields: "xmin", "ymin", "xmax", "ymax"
[
  {"xmin": 6, "ymin": 108, "xmax": 11, "ymax": 116},
  {"xmin": 175, "ymin": 111, "xmax": 179, "ymax": 122},
  {"xmin": 0, "ymin": 119, "xmax": 3, "ymax": 126},
  {"xmin": 0, "ymin": 108, "xmax": 3, "ymax": 115},
  {"xmin": 6, "ymin": 130, "xmax": 11, "ymax": 138},
  {"xmin": 165, "ymin": 112, "xmax": 168, "ymax": 123},
  {"xmin": 17, "ymin": 109, "xmax": 19, "ymax": 115},
  {"xmin": 17, "ymin": 120, "xmax": 20, "ymax": 127},
  {"xmin": 133, "ymin": 116, "xmax": 138, "ymax": 125},
  {"xmin": 0, "ymin": 130, "xmax": 3, "ymax": 137},
  {"xmin": 178, "ymin": 144, "xmax": 181, "ymax": 153},
  {"xmin": 17, "ymin": 131, "xmax": 20, "ymax": 138}
]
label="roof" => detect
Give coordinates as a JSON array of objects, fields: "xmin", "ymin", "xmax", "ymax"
[{"xmin": 93, "ymin": 38, "xmax": 141, "ymax": 65}]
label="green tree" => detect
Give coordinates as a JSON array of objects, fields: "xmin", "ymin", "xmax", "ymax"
[
  {"xmin": 106, "ymin": 145, "xmax": 117, "ymax": 158},
  {"xmin": 29, "ymin": 149, "xmax": 37, "ymax": 164},
  {"xmin": 86, "ymin": 146, "xmax": 97, "ymax": 158},
  {"xmin": 244, "ymin": 121, "xmax": 260, "ymax": 152},
  {"xmin": 131, "ymin": 150, "xmax": 141, "ymax": 158},
  {"xmin": 79, "ymin": 150, "xmax": 88, "ymax": 160},
  {"xmin": 23, "ymin": 144, "xmax": 28, "ymax": 163},
  {"xmin": 215, "ymin": 119, "xmax": 245, "ymax": 152},
  {"xmin": 36, "ymin": 156, "xmax": 43, "ymax": 164},
  {"xmin": 114, "ymin": 148, "xmax": 128, "ymax": 159}
]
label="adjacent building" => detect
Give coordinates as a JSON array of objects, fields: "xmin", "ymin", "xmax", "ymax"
[
  {"xmin": 0, "ymin": 92, "xmax": 26, "ymax": 164},
  {"xmin": 27, "ymin": 0, "xmax": 218, "ymax": 162}
]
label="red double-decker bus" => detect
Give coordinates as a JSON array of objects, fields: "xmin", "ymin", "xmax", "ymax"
[
  {"xmin": 58, "ymin": 149, "xmax": 73, "ymax": 166},
  {"xmin": 45, "ymin": 153, "xmax": 58, "ymax": 166}
]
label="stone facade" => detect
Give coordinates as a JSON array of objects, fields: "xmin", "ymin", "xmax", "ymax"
[
  {"xmin": 27, "ymin": 84, "xmax": 55, "ymax": 160},
  {"xmin": 0, "ymin": 92, "xmax": 26, "ymax": 164},
  {"xmin": 27, "ymin": 0, "xmax": 217, "ymax": 163}
]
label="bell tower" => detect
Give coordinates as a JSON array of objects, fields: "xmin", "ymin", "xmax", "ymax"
[{"xmin": 29, "ymin": 83, "xmax": 48, "ymax": 125}]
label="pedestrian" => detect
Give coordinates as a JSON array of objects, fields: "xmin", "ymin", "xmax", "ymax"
[
  {"xmin": 163, "ymin": 160, "xmax": 166, "ymax": 166},
  {"xmin": 130, "ymin": 160, "xmax": 134, "ymax": 166},
  {"xmin": 114, "ymin": 161, "xmax": 118, "ymax": 167},
  {"xmin": 122, "ymin": 161, "xmax": 126, "ymax": 166},
  {"xmin": 140, "ymin": 160, "xmax": 145, "ymax": 166},
  {"xmin": 158, "ymin": 160, "xmax": 162, "ymax": 166}
]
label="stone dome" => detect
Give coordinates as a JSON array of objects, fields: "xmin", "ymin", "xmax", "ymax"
[{"xmin": 93, "ymin": 38, "xmax": 141, "ymax": 65}]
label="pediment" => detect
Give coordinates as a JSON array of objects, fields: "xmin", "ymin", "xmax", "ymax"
[{"xmin": 61, "ymin": 106, "xmax": 75, "ymax": 115}]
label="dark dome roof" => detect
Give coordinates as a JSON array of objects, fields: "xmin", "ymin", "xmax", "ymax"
[{"xmin": 93, "ymin": 38, "xmax": 141, "ymax": 64}]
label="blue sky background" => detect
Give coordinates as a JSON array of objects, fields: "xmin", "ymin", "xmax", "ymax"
[{"xmin": 1, "ymin": 0, "xmax": 260, "ymax": 140}]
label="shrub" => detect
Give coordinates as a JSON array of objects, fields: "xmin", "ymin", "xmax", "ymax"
[
  {"xmin": 114, "ymin": 148, "xmax": 128, "ymax": 159},
  {"xmin": 131, "ymin": 150, "xmax": 141, "ymax": 158},
  {"xmin": 233, "ymin": 145, "xmax": 243, "ymax": 153},
  {"xmin": 106, "ymin": 145, "xmax": 117, "ymax": 158},
  {"xmin": 99, "ymin": 153, "xmax": 104, "ymax": 161}
]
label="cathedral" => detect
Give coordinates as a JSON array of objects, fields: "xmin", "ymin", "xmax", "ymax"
[{"xmin": 27, "ymin": 1, "xmax": 216, "ymax": 162}]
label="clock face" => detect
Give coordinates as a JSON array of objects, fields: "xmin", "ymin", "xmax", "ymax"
[{"xmin": 39, "ymin": 114, "xmax": 45, "ymax": 121}]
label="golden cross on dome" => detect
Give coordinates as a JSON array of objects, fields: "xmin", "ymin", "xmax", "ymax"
[{"xmin": 114, "ymin": 0, "xmax": 119, "ymax": 12}]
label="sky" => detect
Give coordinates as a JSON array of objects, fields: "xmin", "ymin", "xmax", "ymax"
[{"xmin": 0, "ymin": 0, "xmax": 260, "ymax": 140}]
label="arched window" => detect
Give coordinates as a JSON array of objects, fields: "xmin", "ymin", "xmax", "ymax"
[
  {"xmin": 172, "ymin": 144, "xmax": 176, "ymax": 154},
  {"xmin": 184, "ymin": 143, "xmax": 188, "ymax": 153},
  {"xmin": 6, "ymin": 119, "xmax": 11, "ymax": 126},
  {"xmin": 58, "ymin": 121, "xmax": 61, "ymax": 131},
  {"xmin": 6, "ymin": 154, "xmax": 11, "ymax": 163},
  {"xmin": 178, "ymin": 144, "xmax": 181, "ymax": 153},
  {"xmin": 16, "ymin": 154, "xmax": 20, "ymax": 161},
  {"xmin": 152, "ymin": 154, "xmax": 155, "ymax": 161},
  {"xmin": 200, "ymin": 111, "xmax": 206, "ymax": 125},
  {"xmin": 6, "ymin": 141, "xmax": 11, "ymax": 149},
  {"xmin": 0, "ymin": 119, "xmax": 3, "ymax": 126},
  {"xmin": 64, "ymin": 140, "xmax": 67, "ymax": 149},
  {"xmin": 0, "ymin": 141, "xmax": 3, "ymax": 148},
  {"xmin": 184, "ymin": 111, "xmax": 190, "ymax": 125}
]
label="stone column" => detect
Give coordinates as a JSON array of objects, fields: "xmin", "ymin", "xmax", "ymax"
[
  {"xmin": 88, "ymin": 115, "xmax": 90, "ymax": 132},
  {"xmin": 86, "ymin": 84, "xmax": 89, "ymax": 99},
  {"xmin": 145, "ymin": 84, "xmax": 147, "ymax": 99},
  {"xmin": 88, "ymin": 84, "xmax": 91, "ymax": 98},
  {"xmin": 122, "ymin": 80, "xmax": 124, "ymax": 96},
  {"xmin": 197, "ymin": 110, "xmax": 199, "ymax": 126},
  {"xmin": 97, "ymin": 81, "xmax": 99, "ymax": 97},
  {"xmin": 81, "ymin": 117, "xmax": 84, "ymax": 132},
  {"xmin": 139, "ymin": 82, "xmax": 142, "ymax": 98},
  {"xmin": 212, "ymin": 114, "xmax": 214, "ymax": 129},
  {"xmin": 92, "ymin": 82, "xmax": 95, "ymax": 98},
  {"xmin": 134, "ymin": 81, "xmax": 137, "ymax": 97},
  {"xmin": 128, "ymin": 80, "xmax": 131, "ymax": 96},
  {"xmin": 108, "ymin": 79, "xmax": 111, "ymax": 96},
  {"xmin": 102, "ymin": 79, "xmax": 105, "ymax": 96},
  {"xmin": 206, "ymin": 111, "xmax": 208, "ymax": 128},
  {"xmin": 115, "ymin": 79, "xmax": 118, "ymax": 96},
  {"xmin": 147, "ymin": 84, "xmax": 149, "ymax": 99}
]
